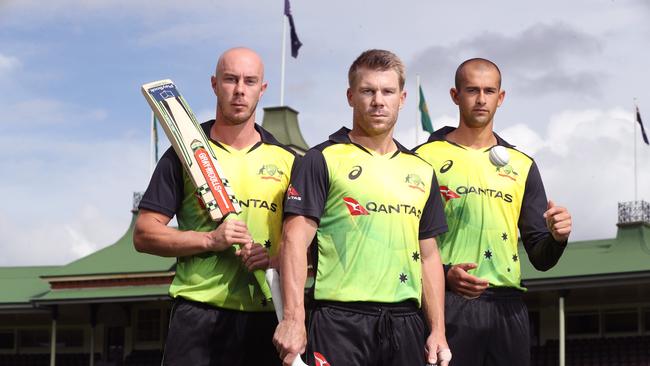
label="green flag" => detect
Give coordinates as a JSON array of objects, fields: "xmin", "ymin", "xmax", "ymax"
[{"xmin": 419, "ymin": 85, "xmax": 434, "ymax": 133}]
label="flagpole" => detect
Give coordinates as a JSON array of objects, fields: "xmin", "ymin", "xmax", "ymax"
[
  {"xmin": 280, "ymin": 11, "xmax": 287, "ymax": 106},
  {"xmin": 634, "ymin": 98, "xmax": 638, "ymax": 201},
  {"xmin": 416, "ymin": 74, "xmax": 421, "ymax": 146}
]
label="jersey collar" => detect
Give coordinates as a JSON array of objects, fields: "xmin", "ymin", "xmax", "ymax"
[
  {"xmin": 329, "ymin": 126, "xmax": 416, "ymax": 157},
  {"xmin": 427, "ymin": 126, "xmax": 515, "ymax": 148}
]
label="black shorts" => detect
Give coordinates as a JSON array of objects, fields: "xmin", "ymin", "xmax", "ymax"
[
  {"xmin": 445, "ymin": 288, "xmax": 530, "ymax": 366},
  {"xmin": 306, "ymin": 300, "xmax": 426, "ymax": 366},
  {"xmin": 162, "ymin": 297, "xmax": 281, "ymax": 366}
]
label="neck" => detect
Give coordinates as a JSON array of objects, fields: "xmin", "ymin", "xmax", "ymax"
[
  {"xmin": 348, "ymin": 127, "xmax": 397, "ymax": 155},
  {"xmin": 211, "ymin": 115, "xmax": 260, "ymax": 150},
  {"xmin": 447, "ymin": 120, "xmax": 497, "ymax": 149}
]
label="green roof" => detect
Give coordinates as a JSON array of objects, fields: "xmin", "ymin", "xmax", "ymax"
[
  {"xmin": 0, "ymin": 266, "xmax": 58, "ymax": 306},
  {"xmin": 262, "ymin": 106, "xmax": 309, "ymax": 154},
  {"xmin": 44, "ymin": 213, "xmax": 175, "ymax": 278},
  {"xmin": 33, "ymin": 284, "xmax": 171, "ymax": 304},
  {"xmin": 521, "ymin": 223, "xmax": 650, "ymax": 287}
]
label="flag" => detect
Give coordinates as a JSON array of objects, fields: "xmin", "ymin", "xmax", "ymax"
[
  {"xmin": 636, "ymin": 106, "xmax": 649, "ymax": 145},
  {"xmin": 284, "ymin": 0, "xmax": 302, "ymax": 58},
  {"xmin": 419, "ymin": 85, "xmax": 434, "ymax": 133}
]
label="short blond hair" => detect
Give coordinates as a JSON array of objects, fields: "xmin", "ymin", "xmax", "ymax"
[{"xmin": 348, "ymin": 49, "xmax": 406, "ymax": 90}]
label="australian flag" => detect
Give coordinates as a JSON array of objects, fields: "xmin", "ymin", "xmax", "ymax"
[
  {"xmin": 284, "ymin": 0, "xmax": 302, "ymax": 58},
  {"xmin": 637, "ymin": 106, "xmax": 649, "ymax": 145}
]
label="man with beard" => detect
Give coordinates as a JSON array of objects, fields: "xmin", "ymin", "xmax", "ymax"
[
  {"xmin": 273, "ymin": 49, "xmax": 450, "ymax": 366},
  {"xmin": 134, "ymin": 47, "xmax": 295, "ymax": 366},
  {"xmin": 415, "ymin": 58, "xmax": 572, "ymax": 365}
]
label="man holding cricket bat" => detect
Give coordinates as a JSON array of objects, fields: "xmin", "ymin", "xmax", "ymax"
[
  {"xmin": 273, "ymin": 49, "xmax": 451, "ymax": 366},
  {"xmin": 134, "ymin": 47, "xmax": 295, "ymax": 366}
]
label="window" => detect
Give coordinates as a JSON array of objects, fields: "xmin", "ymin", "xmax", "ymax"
[
  {"xmin": 19, "ymin": 329, "xmax": 49, "ymax": 348},
  {"xmin": 136, "ymin": 309, "xmax": 161, "ymax": 342},
  {"xmin": 0, "ymin": 331, "xmax": 14, "ymax": 350},
  {"xmin": 604, "ymin": 309, "xmax": 638, "ymax": 333},
  {"xmin": 567, "ymin": 312, "xmax": 599, "ymax": 335},
  {"xmin": 58, "ymin": 329, "xmax": 83, "ymax": 348}
]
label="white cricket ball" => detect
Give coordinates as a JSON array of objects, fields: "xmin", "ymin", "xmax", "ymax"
[{"xmin": 489, "ymin": 145, "xmax": 510, "ymax": 167}]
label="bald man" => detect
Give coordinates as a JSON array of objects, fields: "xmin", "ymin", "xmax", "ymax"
[
  {"xmin": 134, "ymin": 48, "xmax": 295, "ymax": 366},
  {"xmin": 415, "ymin": 58, "xmax": 572, "ymax": 365}
]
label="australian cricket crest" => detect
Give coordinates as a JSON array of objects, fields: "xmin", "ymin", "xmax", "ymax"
[
  {"xmin": 405, "ymin": 173, "xmax": 425, "ymax": 193},
  {"xmin": 258, "ymin": 164, "xmax": 285, "ymax": 182},
  {"xmin": 496, "ymin": 164, "xmax": 518, "ymax": 181}
]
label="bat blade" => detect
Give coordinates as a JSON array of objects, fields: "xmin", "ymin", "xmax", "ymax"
[{"xmin": 141, "ymin": 79, "xmax": 240, "ymax": 220}]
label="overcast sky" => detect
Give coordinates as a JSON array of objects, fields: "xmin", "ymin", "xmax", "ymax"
[{"xmin": 1, "ymin": 0, "xmax": 649, "ymax": 266}]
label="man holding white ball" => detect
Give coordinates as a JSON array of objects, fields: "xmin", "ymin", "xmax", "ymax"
[{"xmin": 415, "ymin": 58, "xmax": 572, "ymax": 366}]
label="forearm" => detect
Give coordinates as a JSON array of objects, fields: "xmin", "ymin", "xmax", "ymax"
[
  {"xmin": 421, "ymin": 239, "xmax": 446, "ymax": 334},
  {"xmin": 281, "ymin": 239, "xmax": 308, "ymax": 323},
  {"xmin": 133, "ymin": 210, "xmax": 210, "ymax": 257},
  {"xmin": 280, "ymin": 216, "xmax": 316, "ymax": 323},
  {"xmin": 524, "ymin": 233, "xmax": 566, "ymax": 271}
]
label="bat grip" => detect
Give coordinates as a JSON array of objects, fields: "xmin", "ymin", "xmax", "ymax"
[{"xmin": 265, "ymin": 269, "xmax": 308, "ymax": 366}]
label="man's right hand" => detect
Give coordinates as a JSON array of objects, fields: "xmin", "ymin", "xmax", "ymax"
[
  {"xmin": 273, "ymin": 319, "xmax": 306, "ymax": 366},
  {"xmin": 447, "ymin": 263, "xmax": 489, "ymax": 298},
  {"xmin": 205, "ymin": 220, "xmax": 252, "ymax": 252}
]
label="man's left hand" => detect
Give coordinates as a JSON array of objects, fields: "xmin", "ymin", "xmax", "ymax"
[
  {"xmin": 544, "ymin": 200, "xmax": 572, "ymax": 242},
  {"xmin": 235, "ymin": 242, "xmax": 270, "ymax": 271}
]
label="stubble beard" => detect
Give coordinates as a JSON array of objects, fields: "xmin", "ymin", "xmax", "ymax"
[{"xmin": 217, "ymin": 99, "xmax": 258, "ymax": 125}]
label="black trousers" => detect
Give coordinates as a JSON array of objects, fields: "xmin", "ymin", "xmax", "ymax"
[
  {"xmin": 306, "ymin": 301, "xmax": 426, "ymax": 366},
  {"xmin": 162, "ymin": 297, "xmax": 281, "ymax": 366},
  {"xmin": 445, "ymin": 289, "xmax": 530, "ymax": 366}
]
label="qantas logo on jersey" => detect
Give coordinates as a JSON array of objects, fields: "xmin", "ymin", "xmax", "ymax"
[
  {"xmin": 405, "ymin": 173, "xmax": 425, "ymax": 192},
  {"xmin": 445, "ymin": 185, "xmax": 513, "ymax": 203},
  {"xmin": 343, "ymin": 197, "xmax": 369, "ymax": 215},
  {"xmin": 233, "ymin": 198, "xmax": 278, "ymax": 212},
  {"xmin": 313, "ymin": 352, "xmax": 331, "ymax": 366},
  {"xmin": 258, "ymin": 164, "xmax": 285, "ymax": 182},
  {"xmin": 440, "ymin": 186, "xmax": 461, "ymax": 201},
  {"xmin": 287, "ymin": 184, "xmax": 302, "ymax": 201},
  {"xmin": 343, "ymin": 197, "xmax": 422, "ymax": 218}
]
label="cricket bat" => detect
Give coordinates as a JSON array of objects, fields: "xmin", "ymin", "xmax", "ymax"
[{"xmin": 142, "ymin": 79, "xmax": 272, "ymax": 301}]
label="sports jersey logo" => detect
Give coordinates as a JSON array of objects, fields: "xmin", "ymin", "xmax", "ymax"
[
  {"xmin": 287, "ymin": 184, "xmax": 302, "ymax": 201},
  {"xmin": 348, "ymin": 165, "xmax": 363, "ymax": 180},
  {"xmin": 313, "ymin": 352, "xmax": 331, "ymax": 366},
  {"xmin": 343, "ymin": 197, "xmax": 369, "ymax": 215},
  {"xmin": 456, "ymin": 185, "xmax": 513, "ymax": 203},
  {"xmin": 258, "ymin": 164, "xmax": 284, "ymax": 182},
  {"xmin": 405, "ymin": 173, "xmax": 425, "ymax": 192},
  {"xmin": 440, "ymin": 186, "xmax": 460, "ymax": 201},
  {"xmin": 440, "ymin": 160, "xmax": 453, "ymax": 174},
  {"xmin": 496, "ymin": 164, "xmax": 518, "ymax": 181}
]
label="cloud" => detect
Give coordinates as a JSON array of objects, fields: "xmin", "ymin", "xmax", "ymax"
[
  {"xmin": 410, "ymin": 22, "xmax": 603, "ymax": 98},
  {"xmin": 0, "ymin": 99, "xmax": 108, "ymax": 130},
  {"xmin": 0, "ymin": 133, "xmax": 150, "ymax": 266},
  {"xmin": 498, "ymin": 108, "xmax": 649, "ymax": 241},
  {"xmin": 0, "ymin": 53, "xmax": 21, "ymax": 76}
]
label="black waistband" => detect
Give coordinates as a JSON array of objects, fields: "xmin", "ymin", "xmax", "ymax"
[
  {"xmin": 314, "ymin": 300, "xmax": 419, "ymax": 315},
  {"xmin": 479, "ymin": 287, "xmax": 524, "ymax": 299}
]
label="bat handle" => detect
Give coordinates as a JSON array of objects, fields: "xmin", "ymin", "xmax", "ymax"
[{"xmin": 265, "ymin": 269, "xmax": 308, "ymax": 366}]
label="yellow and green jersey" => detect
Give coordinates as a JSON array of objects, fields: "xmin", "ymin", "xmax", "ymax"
[
  {"xmin": 139, "ymin": 121, "xmax": 295, "ymax": 311},
  {"xmin": 415, "ymin": 126, "xmax": 566, "ymax": 290},
  {"xmin": 284, "ymin": 127, "xmax": 447, "ymax": 306}
]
